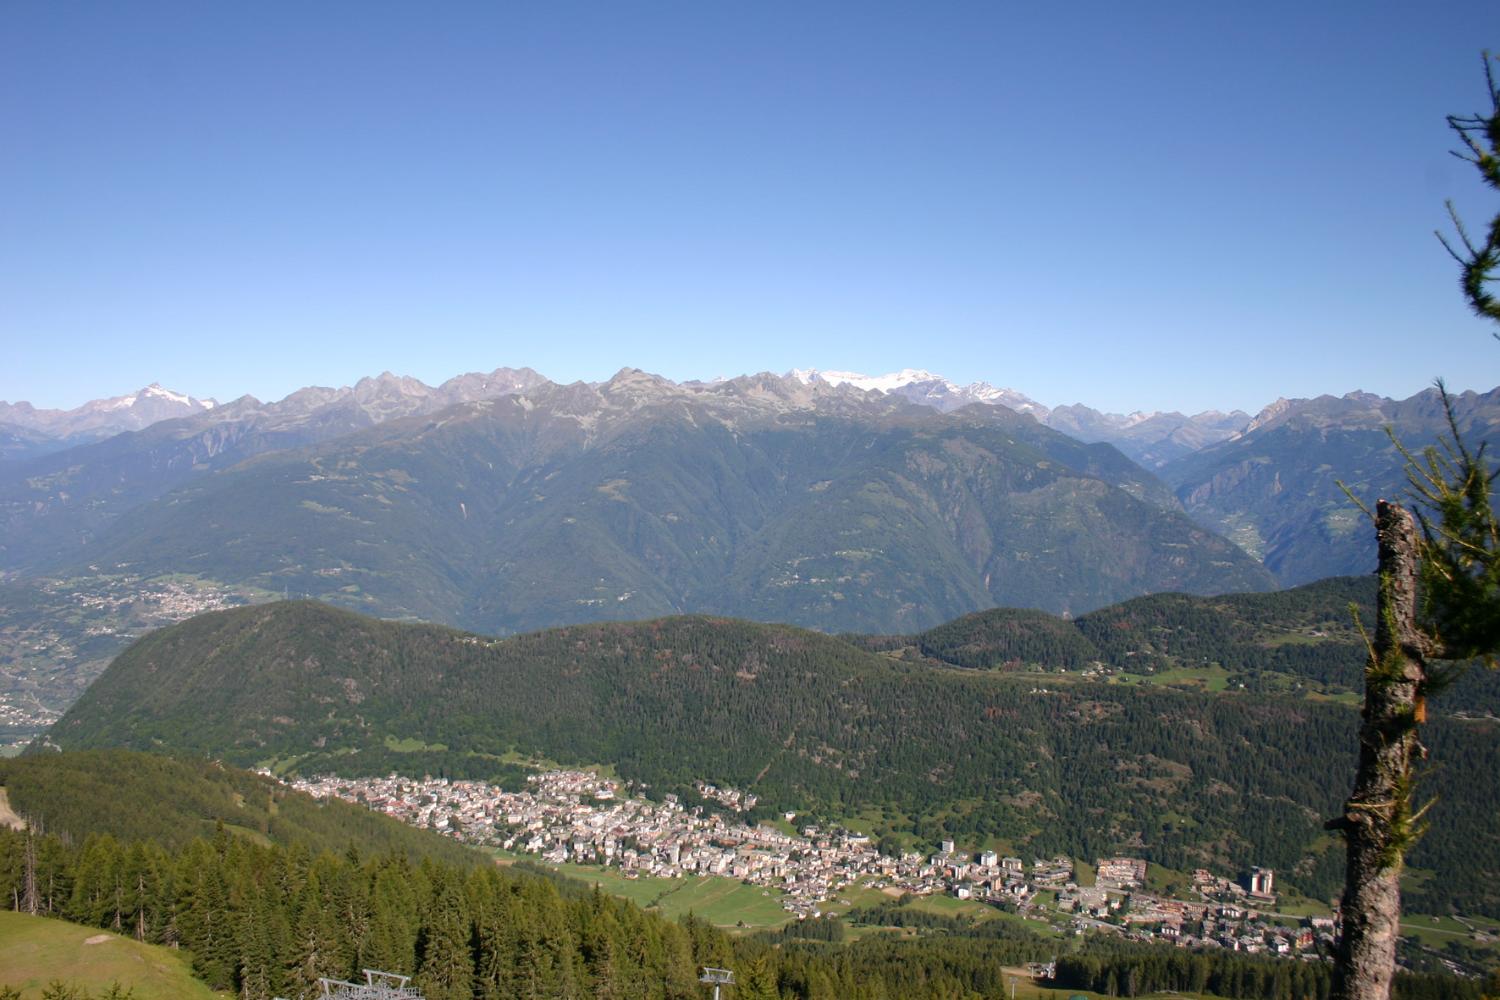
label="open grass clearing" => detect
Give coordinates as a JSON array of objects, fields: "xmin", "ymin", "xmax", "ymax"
[
  {"xmin": 635, "ymin": 873, "xmax": 791, "ymax": 929},
  {"xmin": 813, "ymin": 880, "xmax": 888, "ymax": 918},
  {"xmin": 497, "ymin": 749, "xmax": 617, "ymax": 779},
  {"xmin": 383, "ymin": 734, "xmax": 448, "ymax": 752},
  {"xmin": 0, "ymin": 911, "xmax": 224, "ymax": 999},
  {"xmin": 901, "ymin": 892, "xmax": 1003, "ymax": 922},
  {"xmin": 510, "ymin": 858, "xmax": 793, "ymax": 930}
]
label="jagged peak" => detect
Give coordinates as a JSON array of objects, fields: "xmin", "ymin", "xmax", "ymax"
[{"xmin": 599, "ymin": 368, "xmax": 683, "ymax": 400}]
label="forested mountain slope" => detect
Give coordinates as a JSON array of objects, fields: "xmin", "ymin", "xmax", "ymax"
[
  {"xmin": 850, "ymin": 576, "xmax": 1500, "ymax": 714},
  {"xmin": 1161, "ymin": 386, "xmax": 1500, "ymax": 585},
  {"xmin": 43, "ymin": 600, "xmax": 1500, "ymax": 915},
  {"xmin": 47, "ymin": 371, "xmax": 1269, "ymax": 632},
  {"xmin": 0, "ymin": 749, "xmax": 480, "ymax": 866}
]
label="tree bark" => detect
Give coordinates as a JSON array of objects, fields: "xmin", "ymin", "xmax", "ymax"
[{"xmin": 1331, "ymin": 499, "xmax": 1427, "ymax": 1000}]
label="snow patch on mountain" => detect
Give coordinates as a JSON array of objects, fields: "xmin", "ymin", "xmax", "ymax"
[
  {"xmin": 787, "ymin": 368, "xmax": 1048, "ymax": 416},
  {"xmin": 791, "ymin": 368, "xmax": 943, "ymax": 393}
]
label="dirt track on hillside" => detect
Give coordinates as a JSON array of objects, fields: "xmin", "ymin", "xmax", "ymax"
[{"xmin": 0, "ymin": 788, "xmax": 26, "ymax": 831}]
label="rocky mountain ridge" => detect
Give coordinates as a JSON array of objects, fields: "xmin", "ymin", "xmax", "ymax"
[
  {"xmin": 0, "ymin": 383, "xmax": 218, "ymax": 462},
  {"xmin": 8, "ymin": 368, "xmax": 1439, "ymax": 476},
  {"xmin": 6, "ymin": 364, "xmax": 1499, "ymax": 597},
  {"xmin": 2, "ymin": 365, "xmax": 1272, "ymax": 635},
  {"xmin": 0, "ymin": 383, "xmax": 217, "ymax": 435}
]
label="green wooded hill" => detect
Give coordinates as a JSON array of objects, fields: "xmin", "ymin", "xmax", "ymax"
[
  {"xmin": 35, "ymin": 372, "xmax": 1270, "ymax": 634},
  {"xmin": 850, "ymin": 576, "xmax": 1500, "ymax": 713},
  {"xmin": 0, "ymin": 749, "xmax": 480, "ymax": 868},
  {"xmin": 1075, "ymin": 576, "xmax": 1376, "ymax": 675},
  {"xmin": 43, "ymin": 599, "xmax": 1500, "ymax": 915},
  {"xmin": 913, "ymin": 606, "xmax": 1103, "ymax": 670}
]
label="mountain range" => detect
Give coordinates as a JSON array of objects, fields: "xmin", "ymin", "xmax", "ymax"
[
  {"xmin": 0, "ymin": 367, "xmax": 548, "ymax": 570},
  {"xmin": 0, "ymin": 383, "xmax": 217, "ymax": 463},
  {"xmin": 4, "ymin": 369, "xmax": 1269, "ymax": 631},
  {"xmin": 0, "ymin": 367, "xmax": 1251, "ymax": 474},
  {"xmin": 3, "ymin": 365, "xmax": 1497, "ymax": 722},
  {"xmin": 788, "ymin": 368, "xmax": 1250, "ymax": 468}
]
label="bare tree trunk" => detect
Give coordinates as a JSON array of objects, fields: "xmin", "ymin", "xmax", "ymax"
[
  {"xmin": 1331, "ymin": 500, "xmax": 1428, "ymax": 1000},
  {"xmin": 21, "ymin": 830, "xmax": 39, "ymax": 916}
]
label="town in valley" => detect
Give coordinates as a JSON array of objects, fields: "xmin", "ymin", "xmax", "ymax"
[{"xmin": 286, "ymin": 768, "xmax": 1335, "ymax": 962}]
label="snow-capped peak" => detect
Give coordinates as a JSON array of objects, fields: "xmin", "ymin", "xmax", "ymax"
[
  {"xmin": 141, "ymin": 383, "xmax": 215, "ymax": 409},
  {"xmin": 788, "ymin": 368, "xmax": 943, "ymax": 392},
  {"xmin": 784, "ymin": 368, "xmax": 1048, "ymax": 417},
  {"xmin": 97, "ymin": 384, "xmax": 215, "ymax": 412}
]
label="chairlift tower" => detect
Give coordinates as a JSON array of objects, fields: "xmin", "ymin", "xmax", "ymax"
[
  {"xmin": 700, "ymin": 966, "xmax": 735, "ymax": 1000},
  {"xmin": 315, "ymin": 970, "xmax": 424, "ymax": 999}
]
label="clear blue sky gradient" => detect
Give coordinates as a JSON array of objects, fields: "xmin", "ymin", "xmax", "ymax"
[{"xmin": 3, "ymin": 2, "xmax": 1497, "ymax": 414}]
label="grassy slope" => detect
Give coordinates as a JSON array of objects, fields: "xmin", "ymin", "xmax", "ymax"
[
  {"xmin": 0, "ymin": 750, "xmax": 481, "ymax": 868},
  {"xmin": 0, "ymin": 911, "xmax": 223, "ymax": 999}
]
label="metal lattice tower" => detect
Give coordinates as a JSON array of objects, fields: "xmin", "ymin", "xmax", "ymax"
[{"xmin": 317, "ymin": 970, "xmax": 424, "ymax": 999}]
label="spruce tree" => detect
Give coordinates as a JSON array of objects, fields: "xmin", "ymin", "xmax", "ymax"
[{"xmin": 414, "ymin": 868, "xmax": 475, "ymax": 1000}]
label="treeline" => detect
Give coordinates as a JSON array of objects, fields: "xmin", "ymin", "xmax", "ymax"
[
  {"xmin": 845, "ymin": 898, "xmax": 1034, "ymax": 939},
  {"xmin": 1053, "ymin": 938, "xmax": 1498, "ymax": 1000},
  {"xmin": 0, "ymin": 750, "xmax": 479, "ymax": 868},
  {"xmin": 0, "ymin": 823, "xmax": 702, "ymax": 999},
  {"xmin": 0, "ymin": 823, "xmax": 1086, "ymax": 1000},
  {"xmin": 45, "ymin": 606, "xmax": 1500, "ymax": 914}
]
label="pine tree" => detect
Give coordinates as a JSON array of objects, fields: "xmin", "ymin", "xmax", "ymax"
[
  {"xmin": 235, "ymin": 881, "xmax": 286, "ymax": 1000},
  {"xmin": 737, "ymin": 955, "xmax": 781, "ymax": 1000},
  {"xmin": 176, "ymin": 842, "xmax": 236, "ymax": 990},
  {"xmin": 286, "ymin": 866, "xmax": 345, "ymax": 991},
  {"xmin": 414, "ymin": 868, "xmax": 475, "ymax": 1000},
  {"xmin": 364, "ymin": 859, "xmax": 420, "ymax": 974}
]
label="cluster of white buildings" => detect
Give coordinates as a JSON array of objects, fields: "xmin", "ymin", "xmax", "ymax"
[
  {"xmin": 694, "ymin": 780, "xmax": 757, "ymax": 812},
  {"xmin": 1052, "ymin": 861, "xmax": 1328, "ymax": 956},
  {"xmin": 285, "ymin": 769, "xmax": 1085, "ymax": 917},
  {"xmin": 290, "ymin": 769, "xmax": 895, "ymax": 916},
  {"xmin": 62, "ymin": 573, "xmax": 245, "ymax": 626},
  {"xmin": 1109, "ymin": 894, "xmax": 1327, "ymax": 956},
  {"xmin": 283, "ymin": 769, "xmax": 1309, "ymax": 949}
]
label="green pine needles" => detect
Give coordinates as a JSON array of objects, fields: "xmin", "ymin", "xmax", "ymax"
[
  {"xmin": 1395, "ymin": 387, "xmax": 1500, "ymax": 663},
  {"xmin": 1438, "ymin": 53, "xmax": 1500, "ymax": 326}
]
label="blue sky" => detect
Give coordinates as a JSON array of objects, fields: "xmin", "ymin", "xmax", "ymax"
[{"xmin": 2, "ymin": 2, "xmax": 1497, "ymax": 415}]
